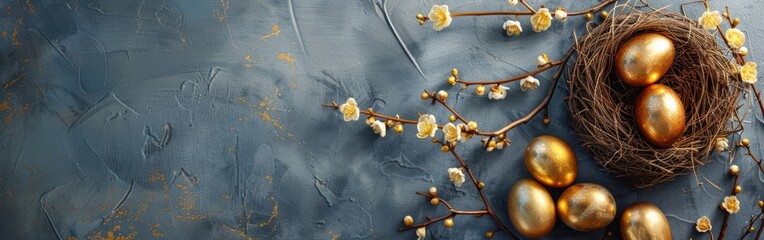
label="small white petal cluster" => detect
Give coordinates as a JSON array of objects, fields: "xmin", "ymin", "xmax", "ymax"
[
  {"xmin": 448, "ymin": 168, "xmax": 466, "ymax": 187},
  {"xmin": 488, "ymin": 85, "xmax": 510, "ymax": 100}
]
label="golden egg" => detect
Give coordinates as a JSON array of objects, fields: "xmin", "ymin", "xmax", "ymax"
[
  {"xmin": 557, "ymin": 183, "xmax": 616, "ymax": 232},
  {"xmin": 525, "ymin": 135, "xmax": 578, "ymax": 188},
  {"xmin": 615, "ymin": 33, "xmax": 675, "ymax": 87},
  {"xmin": 507, "ymin": 179, "xmax": 556, "ymax": 238},
  {"xmin": 620, "ymin": 202, "xmax": 672, "ymax": 240},
  {"xmin": 634, "ymin": 84, "xmax": 685, "ymax": 147}
]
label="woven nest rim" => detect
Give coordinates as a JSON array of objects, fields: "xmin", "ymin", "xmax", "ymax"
[{"xmin": 567, "ymin": 10, "xmax": 744, "ymax": 188}]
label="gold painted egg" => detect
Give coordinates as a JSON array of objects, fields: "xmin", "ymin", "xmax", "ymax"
[
  {"xmin": 620, "ymin": 202, "xmax": 672, "ymax": 240},
  {"xmin": 556, "ymin": 183, "xmax": 616, "ymax": 232},
  {"xmin": 615, "ymin": 33, "xmax": 675, "ymax": 87},
  {"xmin": 525, "ymin": 135, "xmax": 578, "ymax": 188},
  {"xmin": 507, "ymin": 179, "xmax": 556, "ymax": 238},
  {"xmin": 634, "ymin": 84, "xmax": 685, "ymax": 147}
]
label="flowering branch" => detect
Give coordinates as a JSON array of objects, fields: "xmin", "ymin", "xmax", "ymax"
[
  {"xmin": 714, "ymin": 162, "xmax": 744, "ymax": 240},
  {"xmin": 417, "ymin": 0, "xmax": 614, "ymax": 19},
  {"xmin": 423, "ymin": 90, "xmax": 469, "ymax": 125},
  {"xmin": 416, "ymin": 0, "xmax": 616, "ymax": 32},
  {"xmin": 701, "ymin": 1, "xmax": 764, "ymax": 117},
  {"xmin": 395, "ymin": 138, "xmax": 518, "ymax": 239},
  {"xmin": 454, "ymin": 60, "xmax": 563, "ymax": 86},
  {"xmin": 438, "ymin": 139, "xmax": 517, "ymax": 239},
  {"xmin": 488, "ymin": 47, "xmax": 573, "ymax": 136}
]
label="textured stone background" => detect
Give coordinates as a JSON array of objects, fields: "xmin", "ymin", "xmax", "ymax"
[{"xmin": 0, "ymin": 0, "xmax": 762, "ymax": 239}]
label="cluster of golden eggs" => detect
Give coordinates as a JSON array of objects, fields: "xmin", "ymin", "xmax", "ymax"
[
  {"xmin": 507, "ymin": 135, "xmax": 672, "ymax": 239},
  {"xmin": 615, "ymin": 33, "xmax": 685, "ymax": 147}
]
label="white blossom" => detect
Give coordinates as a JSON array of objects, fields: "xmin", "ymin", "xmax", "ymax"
[
  {"xmin": 503, "ymin": 20, "xmax": 522, "ymax": 36},
  {"xmin": 448, "ymin": 168, "xmax": 466, "ymax": 187},
  {"xmin": 416, "ymin": 114, "xmax": 438, "ymax": 138},
  {"xmin": 536, "ymin": 53, "xmax": 550, "ymax": 67},
  {"xmin": 722, "ymin": 195, "xmax": 740, "ymax": 214},
  {"xmin": 443, "ymin": 123, "xmax": 461, "ymax": 143},
  {"xmin": 520, "ymin": 76, "xmax": 540, "ymax": 92},
  {"xmin": 554, "ymin": 8, "xmax": 567, "ymax": 21},
  {"xmin": 428, "ymin": 5, "xmax": 452, "ymax": 31},
  {"xmin": 698, "ymin": 10, "xmax": 722, "ymax": 30},
  {"xmin": 371, "ymin": 120, "xmax": 386, "ymax": 137},
  {"xmin": 416, "ymin": 227, "xmax": 426, "ymax": 240},
  {"xmin": 488, "ymin": 85, "xmax": 510, "ymax": 100},
  {"xmin": 339, "ymin": 98, "xmax": 360, "ymax": 121},
  {"xmin": 715, "ymin": 137, "xmax": 729, "ymax": 152}
]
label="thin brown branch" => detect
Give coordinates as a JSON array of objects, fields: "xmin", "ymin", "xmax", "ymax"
[
  {"xmin": 679, "ymin": 0, "xmax": 704, "ymax": 17},
  {"xmin": 446, "ymin": 145, "xmax": 518, "ymax": 240},
  {"xmin": 416, "ymin": 192, "xmax": 488, "ymax": 215},
  {"xmin": 398, "ymin": 192, "xmax": 489, "ymax": 231},
  {"xmin": 455, "ymin": 61, "xmax": 562, "ymax": 86},
  {"xmin": 751, "ymin": 85, "xmax": 764, "ymax": 121},
  {"xmin": 743, "ymin": 145, "xmax": 764, "ymax": 175},
  {"xmin": 708, "ymin": 3, "xmax": 764, "ymax": 117},
  {"xmin": 719, "ymin": 174, "xmax": 740, "ymax": 240},
  {"xmin": 424, "ymin": 90, "xmax": 469, "ymax": 124},
  {"xmin": 519, "ymin": 0, "xmax": 536, "ymax": 14},
  {"xmin": 399, "ymin": 212, "xmax": 455, "ymax": 231},
  {"xmin": 489, "ymin": 46, "xmax": 574, "ymax": 136},
  {"xmin": 740, "ymin": 207, "xmax": 764, "ymax": 240},
  {"xmin": 420, "ymin": 0, "xmax": 615, "ymax": 20},
  {"xmin": 321, "ymin": 103, "xmax": 417, "ymax": 124}
]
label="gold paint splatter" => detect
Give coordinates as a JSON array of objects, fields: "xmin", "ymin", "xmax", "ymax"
[
  {"xmin": 4, "ymin": 71, "xmax": 26, "ymax": 89},
  {"xmin": 221, "ymin": 224, "xmax": 251, "ymax": 239},
  {"xmin": 213, "ymin": 0, "xmax": 229, "ymax": 22},
  {"xmin": 1, "ymin": 31, "xmax": 6, "ymax": 38},
  {"xmin": 175, "ymin": 213, "xmax": 206, "ymax": 220},
  {"xmin": 264, "ymin": 175, "xmax": 272, "ymax": 184},
  {"xmin": 25, "ymin": 0, "xmax": 35, "ymax": 14},
  {"xmin": 244, "ymin": 54, "xmax": 253, "ymax": 69},
  {"xmin": 258, "ymin": 25, "xmax": 281, "ymax": 41},
  {"xmin": 328, "ymin": 229, "xmax": 341, "ymax": 240},
  {"xmin": 10, "ymin": 28, "xmax": 20, "ymax": 47},
  {"xmin": 244, "ymin": 54, "xmax": 255, "ymax": 69},
  {"xmin": 151, "ymin": 224, "xmax": 163, "ymax": 238},
  {"xmin": 277, "ymin": 52, "xmax": 295, "ymax": 70},
  {"xmin": 258, "ymin": 199, "xmax": 279, "ymax": 228},
  {"xmin": 239, "ymin": 90, "xmax": 299, "ymax": 143},
  {"xmin": 148, "ymin": 172, "xmax": 165, "ymax": 183}
]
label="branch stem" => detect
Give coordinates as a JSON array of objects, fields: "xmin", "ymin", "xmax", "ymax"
[
  {"xmin": 447, "ymin": 145, "xmax": 517, "ymax": 239},
  {"xmin": 422, "ymin": 0, "xmax": 615, "ymax": 19},
  {"xmin": 456, "ymin": 61, "xmax": 562, "ymax": 86}
]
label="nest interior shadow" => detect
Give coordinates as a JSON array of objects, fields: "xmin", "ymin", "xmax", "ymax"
[{"xmin": 567, "ymin": 11, "xmax": 744, "ymax": 188}]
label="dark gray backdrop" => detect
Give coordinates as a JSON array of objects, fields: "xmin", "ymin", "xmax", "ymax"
[{"xmin": 0, "ymin": 0, "xmax": 762, "ymax": 239}]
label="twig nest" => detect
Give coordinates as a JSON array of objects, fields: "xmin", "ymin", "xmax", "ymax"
[{"xmin": 567, "ymin": 11, "xmax": 742, "ymax": 188}]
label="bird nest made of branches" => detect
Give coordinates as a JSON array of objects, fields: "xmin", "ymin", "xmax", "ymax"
[{"xmin": 567, "ymin": 11, "xmax": 744, "ymax": 188}]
